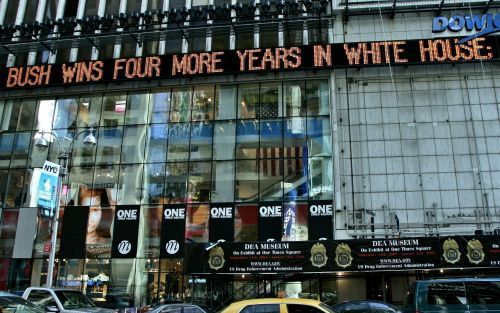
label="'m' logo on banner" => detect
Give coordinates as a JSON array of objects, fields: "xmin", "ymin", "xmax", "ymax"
[
  {"xmin": 118, "ymin": 240, "xmax": 132, "ymax": 255},
  {"xmin": 165, "ymin": 240, "xmax": 180, "ymax": 254}
]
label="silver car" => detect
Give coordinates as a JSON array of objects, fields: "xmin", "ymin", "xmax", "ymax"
[
  {"xmin": 23, "ymin": 287, "xmax": 116, "ymax": 313},
  {"xmin": 0, "ymin": 291, "xmax": 45, "ymax": 312}
]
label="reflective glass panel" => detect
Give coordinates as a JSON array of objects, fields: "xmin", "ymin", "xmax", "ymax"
[
  {"xmin": 308, "ymin": 157, "xmax": 333, "ymax": 200},
  {"xmin": 150, "ymin": 91, "xmax": 171, "ymax": 124},
  {"xmin": 121, "ymin": 125, "xmax": 147, "ymax": 164},
  {"xmin": 306, "ymin": 80, "xmax": 329, "ymax": 116},
  {"xmin": 284, "ymin": 82, "xmax": 306, "ymax": 117},
  {"xmin": 235, "ymin": 160, "xmax": 259, "ymax": 201},
  {"xmin": 259, "ymin": 83, "xmax": 281, "ymax": 118},
  {"xmin": 283, "ymin": 158, "xmax": 308, "ymax": 201},
  {"xmin": 213, "ymin": 121, "xmax": 236, "ymax": 160},
  {"xmin": 215, "ymin": 85, "xmax": 237, "ymax": 120},
  {"xmin": 167, "ymin": 123, "xmax": 190, "ymax": 162},
  {"xmin": 126, "ymin": 92, "xmax": 150, "ymax": 125},
  {"xmin": 238, "ymin": 84, "xmax": 258, "ymax": 119},
  {"xmin": 77, "ymin": 95, "xmax": 102, "ymax": 127},
  {"xmin": 147, "ymin": 124, "xmax": 168, "ymax": 163},
  {"xmin": 143, "ymin": 206, "xmax": 162, "ymax": 258},
  {"xmin": 211, "ymin": 161, "xmax": 235, "ymax": 203},
  {"xmin": 165, "ymin": 163, "xmax": 188, "ymax": 204},
  {"xmin": 259, "ymin": 159, "xmax": 283, "ymax": 201},
  {"xmin": 144, "ymin": 163, "xmax": 166, "ymax": 204},
  {"xmin": 190, "ymin": 122, "xmax": 213, "ymax": 161},
  {"xmin": 170, "ymin": 88, "xmax": 192, "ymax": 123},
  {"xmin": 185, "ymin": 204, "xmax": 209, "ymax": 243},
  {"xmin": 96, "ymin": 127, "xmax": 123, "ymax": 165},
  {"xmin": 234, "ymin": 204, "xmax": 258, "ymax": 242},
  {"xmin": 117, "ymin": 164, "xmax": 143, "ymax": 205},
  {"xmin": 100, "ymin": 93, "xmax": 126, "ymax": 127},
  {"xmin": 236, "ymin": 120, "xmax": 259, "ymax": 159},
  {"xmin": 307, "ymin": 116, "xmax": 332, "ymax": 157},
  {"xmin": 259, "ymin": 119, "xmax": 283, "ymax": 158},
  {"xmin": 53, "ymin": 98, "xmax": 78, "ymax": 130},
  {"xmin": 10, "ymin": 133, "xmax": 31, "ymax": 167},
  {"xmin": 192, "ymin": 86, "xmax": 214, "ymax": 121},
  {"xmin": 188, "ymin": 162, "xmax": 211, "ymax": 203}
]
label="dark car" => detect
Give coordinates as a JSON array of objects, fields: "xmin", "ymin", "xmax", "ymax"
[
  {"xmin": 403, "ymin": 278, "xmax": 500, "ymax": 313},
  {"xmin": 0, "ymin": 291, "xmax": 45, "ymax": 313},
  {"xmin": 330, "ymin": 300, "xmax": 401, "ymax": 313}
]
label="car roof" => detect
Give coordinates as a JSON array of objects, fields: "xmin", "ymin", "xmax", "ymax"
[
  {"xmin": 27, "ymin": 287, "xmax": 81, "ymax": 291},
  {"xmin": 0, "ymin": 292, "xmax": 21, "ymax": 297},
  {"xmin": 228, "ymin": 298, "xmax": 323, "ymax": 307}
]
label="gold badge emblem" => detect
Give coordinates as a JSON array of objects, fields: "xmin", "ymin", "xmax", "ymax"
[
  {"xmin": 310, "ymin": 243, "xmax": 328, "ymax": 268},
  {"xmin": 208, "ymin": 246, "xmax": 225, "ymax": 270},
  {"xmin": 467, "ymin": 239, "xmax": 485, "ymax": 265},
  {"xmin": 442, "ymin": 238, "xmax": 461, "ymax": 264},
  {"xmin": 335, "ymin": 243, "xmax": 353, "ymax": 268}
]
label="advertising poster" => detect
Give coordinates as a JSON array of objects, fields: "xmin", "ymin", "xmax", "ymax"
[
  {"xmin": 331, "ymin": 238, "xmax": 441, "ymax": 271},
  {"xmin": 440, "ymin": 235, "xmax": 500, "ymax": 268},
  {"xmin": 205, "ymin": 241, "xmax": 332, "ymax": 273},
  {"xmin": 308, "ymin": 200, "xmax": 334, "ymax": 240},
  {"xmin": 209, "ymin": 203, "xmax": 234, "ymax": 242},
  {"xmin": 111, "ymin": 205, "xmax": 140, "ymax": 258},
  {"xmin": 59, "ymin": 206, "xmax": 89, "ymax": 259},
  {"xmin": 258, "ymin": 202, "xmax": 283, "ymax": 242},
  {"xmin": 160, "ymin": 204, "xmax": 186, "ymax": 258}
]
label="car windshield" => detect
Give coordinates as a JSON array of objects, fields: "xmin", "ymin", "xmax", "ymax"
[
  {"xmin": 54, "ymin": 291, "xmax": 96, "ymax": 309},
  {"xmin": 320, "ymin": 303, "xmax": 336, "ymax": 313},
  {"xmin": 0, "ymin": 296, "xmax": 45, "ymax": 312}
]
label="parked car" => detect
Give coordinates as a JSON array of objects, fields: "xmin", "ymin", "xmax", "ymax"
[
  {"xmin": 22, "ymin": 287, "xmax": 116, "ymax": 312},
  {"xmin": 0, "ymin": 291, "xmax": 45, "ymax": 312},
  {"xmin": 146, "ymin": 303, "xmax": 216, "ymax": 313},
  {"xmin": 93, "ymin": 294, "xmax": 134, "ymax": 310},
  {"xmin": 220, "ymin": 298, "xmax": 335, "ymax": 313},
  {"xmin": 403, "ymin": 278, "xmax": 500, "ymax": 313},
  {"xmin": 330, "ymin": 300, "xmax": 400, "ymax": 313}
]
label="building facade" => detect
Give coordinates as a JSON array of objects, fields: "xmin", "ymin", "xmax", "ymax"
[{"xmin": 0, "ymin": 0, "xmax": 499, "ymax": 310}]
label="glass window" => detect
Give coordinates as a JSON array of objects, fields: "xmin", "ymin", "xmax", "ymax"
[
  {"xmin": 10, "ymin": 132, "xmax": 32, "ymax": 166},
  {"xmin": 425, "ymin": 283, "xmax": 466, "ymax": 306},
  {"xmin": 185, "ymin": 204, "xmax": 209, "ymax": 242},
  {"xmin": 213, "ymin": 32, "xmax": 230, "ymax": 51},
  {"xmin": 5, "ymin": 169, "xmax": 28, "ymax": 207},
  {"xmin": 93, "ymin": 165, "xmax": 119, "ymax": 190},
  {"xmin": 70, "ymin": 128, "xmax": 98, "ymax": 166},
  {"xmin": 287, "ymin": 304, "xmax": 325, "ymax": 313},
  {"xmin": 170, "ymin": 88, "xmax": 192, "ymax": 123},
  {"xmin": 142, "ymin": 206, "xmax": 162, "ymax": 257},
  {"xmin": 234, "ymin": 204, "xmax": 258, "ymax": 241},
  {"xmin": 284, "ymin": 117, "xmax": 307, "ymax": 153},
  {"xmin": 165, "ymin": 163, "xmax": 188, "ymax": 204},
  {"xmin": 211, "ymin": 161, "xmax": 234, "ymax": 202},
  {"xmin": 117, "ymin": 164, "xmax": 143, "ymax": 205},
  {"xmin": 128, "ymin": 0, "xmax": 143, "ymax": 12},
  {"xmin": 236, "ymin": 120, "xmax": 259, "ymax": 159},
  {"xmin": 215, "ymin": 85, "xmax": 237, "ymax": 120},
  {"xmin": 0, "ymin": 99, "xmax": 37, "ymax": 132},
  {"xmin": 284, "ymin": 158, "xmax": 307, "ymax": 201},
  {"xmin": 236, "ymin": 32, "xmax": 254, "ymax": 50},
  {"xmin": 285, "ymin": 82, "xmax": 306, "ymax": 117},
  {"xmin": 465, "ymin": 281, "xmax": 500, "ymax": 305},
  {"xmin": 53, "ymin": 98, "xmax": 78, "ymax": 131},
  {"xmin": 190, "ymin": 122, "xmax": 213, "ymax": 161},
  {"xmin": 77, "ymin": 94, "xmax": 102, "ymax": 127},
  {"xmin": 306, "ymin": 80, "xmax": 329, "ymax": 116},
  {"xmin": 259, "ymin": 159, "xmax": 282, "ymax": 201},
  {"xmin": 85, "ymin": 0, "xmax": 100, "ymax": 16},
  {"xmin": 192, "ymin": 86, "xmax": 214, "ymax": 121},
  {"xmin": 235, "ymin": 160, "xmax": 258, "ymax": 201},
  {"xmin": 26, "ymin": 290, "xmax": 57, "ymax": 307},
  {"xmin": 100, "ymin": 93, "xmax": 127, "ymax": 127},
  {"xmin": 0, "ymin": 134, "xmax": 14, "ymax": 168},
  {"xmin": 126, "ymin": 92, "xmax": 150, "ymax": 125},
  {"xmin": 144, "ymin": 163, "xmax": 166, "ymax": 204},
  {"xmin": 188, "ymin": 162, "xmax": 211, "ymax": 203},
  {"xmin": 150, "ymin": 91, "xmax": 171, "ymax": 124},
  {"xmin": 3, "ymin": 1, "xmax": 19, "ymax": 25},
  {"xmin": 147, "ymin": 124, "xmax": 168, "ymax": 163},
  {"xmin": 24, "ymin": 0, "xmax": 40, "ymax": 22},
  {"xmin": 308, "ymin": 157, "xmax": 332, "ymax": 200},
  {"xmin": 238, "ymin": 84, "xmax": 258, "ymax": 119},
  {"xmin": 259, "ymin": 83, "xmax": 281, "ymax": 118},
  {"xmin": 65, "ymin": 166, "xmax": 95, "ymax": 206},
  {"xmin": 105, "ymin": 0, "xmax": 121, "ymax": 13},
  {"xmin": 0, "ymin": 209, "xmax": 19, "ymax": 258},
  {"xmin": 167, "ymin": 123, "xmax": 190, "ymax": 162},
  {"xmin": 95, "ymin": 126, "xmax": 123, "ymax": 165},
  {"xmin": 121, "ymin": 125, "xmax": 147, "ymax": 163},
  {"xmin": 307, "ymin": 116, "xmax": 332, "ymax": 157},
  {"xmin": 213, "ymin": 121, "xmax": 235, "ymax": 160},
  {"xmin": 260, "ymin": 119, "xmax": 283, "ymax": 156}
]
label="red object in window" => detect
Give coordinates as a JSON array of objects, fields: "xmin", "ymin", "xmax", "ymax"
[{"xmin": 43, "ymin": 242, "xmax": 52, "ymax": 254}]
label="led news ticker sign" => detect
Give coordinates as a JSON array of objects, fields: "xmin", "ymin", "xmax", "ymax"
[{"xmin": 0, "ymin": 36, "xmax": 498, "ymax": 90}]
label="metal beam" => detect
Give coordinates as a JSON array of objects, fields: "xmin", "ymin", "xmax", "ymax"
[
  {"xmin": 390, "ymin": 0, "xmax": 397, "ymax": 19},
  {"xmin": 484, "ymin": 0, "xmax": 494, "ymax": 13},
  {"xmin": 436, "ymin": 0, "xmax": 446, "ymax": 16}
]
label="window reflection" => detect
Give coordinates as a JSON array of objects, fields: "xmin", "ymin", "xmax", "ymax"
[
  {"xmin": 238, "ymin": 84, "xmax": 259, "ymax": 119},
  {"xmin": 165, "ymin": 163, "xmax": 188, "ymax": 204},
  {"xmin": 192, "ymin": 86, "xmax": 214, "ymax": 121},
  {"xmin": 101, "ymin": 94, "xmax": 126, "ymax": 127},
  {"xmin": 234, "ymin": 204, "xmax": 258, "ymax": 242},
  {"xmin": 185, "ymin": 204, "xmax": 209, "ymax": 243},
  {"xmin": 170, "ymin": 88, "xmax": 192, "ymax": 123}
]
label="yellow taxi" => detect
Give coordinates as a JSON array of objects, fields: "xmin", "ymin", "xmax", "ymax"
[{"xmin": 220, "ymin": 298, "xmax": 335, "ymax": 313}]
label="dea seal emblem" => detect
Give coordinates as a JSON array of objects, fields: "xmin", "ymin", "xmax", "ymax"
[
  {"xmin": 335, "ymin": 243, "xmax": 353, "ymax": 268},
  {"xmin": 208, "ymin": 246, "xmax": 225, "ymax": 270},
  {"xmin": 442, "ymin": 238, "xmax": 461, "ymax": 264},
  {"xmin": 310, "ymin": 243, "xmax": 328, "ymax": 268},
  {"xmin": 467, "ymin": 239, "xmax": 485, "ymax": 265}
]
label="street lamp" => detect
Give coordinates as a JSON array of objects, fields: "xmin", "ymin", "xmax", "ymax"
[{"xmin": 34, "ymin": 128, "xmax": 97, "ymax": 287}]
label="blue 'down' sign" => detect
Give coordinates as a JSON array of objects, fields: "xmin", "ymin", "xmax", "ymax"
[{"xmin": 433, "ymin": 13, "xmax": 500, "ymax": 43}]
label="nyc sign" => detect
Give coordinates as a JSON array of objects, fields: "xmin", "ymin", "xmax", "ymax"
[
  {"xmin": 37, "ymin": 160, "xmax": 60, "ymax": 215},
  {"xmin": 433, "ymin": 13, "xmax": 500, "ymax": 43}
]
